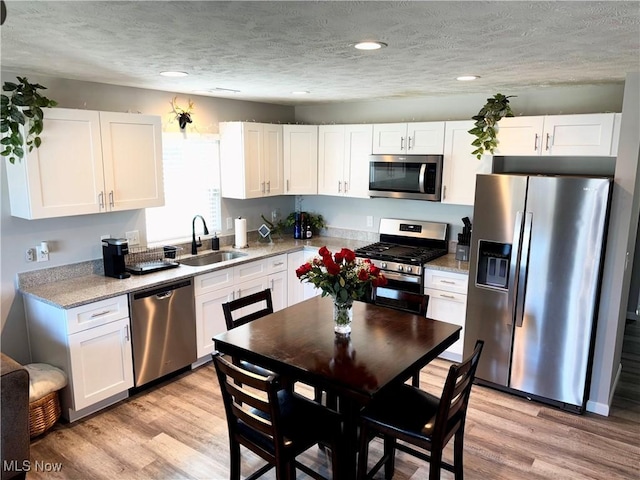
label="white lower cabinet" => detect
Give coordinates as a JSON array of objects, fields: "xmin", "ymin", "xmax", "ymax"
[
  {"xmin": 194, "ymin": 255, "xmax": 288, "ymax": 359},
  {"xmin": 24, "ymin": 294, "xmax": 134, "ymax": 421},
  {"xmin": 287, "ymin": 248, "xmax": 321, "ymax": 306},
  {"xmin": 67, "ymin": 318, "xmax": 134, "ymax": 411},
  {"xmin": 424, "ymin": 269, "xmax": 468, "ymax": 362}
]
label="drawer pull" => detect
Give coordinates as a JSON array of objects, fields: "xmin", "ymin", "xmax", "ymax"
[
  {"xmin": 90, "ymin": 310, "xmax": 112, "ymax": 318},
  {"xmin": 273, "ymin": 262, "xmax": 284, "ymax": 267},
  {"xmin": 440, "ymin": 280, "xmax": 456, "ymax": 285},
  {"xmin": 440, "ymin": 294, "xmax": 456, "ymax": 299}
]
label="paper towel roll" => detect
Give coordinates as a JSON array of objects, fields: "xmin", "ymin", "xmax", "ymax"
[{"xmin": 234, "ymin": 217, "xmax": 248, "ymax": 248}]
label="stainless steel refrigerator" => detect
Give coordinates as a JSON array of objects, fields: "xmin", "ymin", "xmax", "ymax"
[{"xmin": 463, "ymin": 174, "xmax": 612, "ymax": 413}]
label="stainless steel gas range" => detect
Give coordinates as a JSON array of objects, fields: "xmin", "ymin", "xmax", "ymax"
[{"xmin": 355, "ymin": 218, "xmax": 449, "ymax": 311}]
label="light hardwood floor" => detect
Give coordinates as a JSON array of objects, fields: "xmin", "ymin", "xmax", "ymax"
[{"xmin": 28, "ymin": 324, "xmax": 639, "ymax": 480}]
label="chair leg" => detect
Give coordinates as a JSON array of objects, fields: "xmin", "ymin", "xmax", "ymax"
[
  {"xmin": 412, "ymin": 370, "xmax": 420, "ymax": 387},
  {"xmin": 357, "ymin": 424, "xmax": 371, "ymax": 480},
  {"xmin": 229, "ymin": 439, "xmax": 241, "ymax": 480},
  {"xmin": 429, "ymin": 447, "xmax": 443, "ymax": 480},
  {"xmin": 383, "ymin": 435, "xmax": 396, "ymax": 479},
  {"xmin": 453, "ymin": 429, "xmax": 465, "ymax": 480}
]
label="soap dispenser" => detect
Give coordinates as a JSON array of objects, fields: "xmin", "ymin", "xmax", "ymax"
[{"xmin": 211, "ymin": 232, "xmax": 220, "ymax": 251}]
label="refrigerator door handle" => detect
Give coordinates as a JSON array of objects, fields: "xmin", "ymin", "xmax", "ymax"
[
  {"xmin": 515, "ymin": 212, "xmax": 533, "ymax": 327},
  {"xmin": 507, "ymin": 211, "xmax": 524, "ymax": 325}
]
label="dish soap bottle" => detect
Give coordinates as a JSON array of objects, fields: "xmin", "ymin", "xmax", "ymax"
[{"xmin": 306, "ymin": 224, "xmax": 312, "ymax": 239}]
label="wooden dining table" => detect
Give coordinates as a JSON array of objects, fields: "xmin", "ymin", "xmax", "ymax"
[{"xmin": 213, "ymin": 295, "xmax": 461, "ymax": 479}]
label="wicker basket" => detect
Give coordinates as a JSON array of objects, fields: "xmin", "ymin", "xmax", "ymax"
[{"xmin": 29, "ymin": 390, "xmax": 61, "ymax": 438}]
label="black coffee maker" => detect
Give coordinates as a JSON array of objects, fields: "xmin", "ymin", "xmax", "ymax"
[{"xmin": 102, "ymin": 238, "xmax": 131, "ymax": 279}]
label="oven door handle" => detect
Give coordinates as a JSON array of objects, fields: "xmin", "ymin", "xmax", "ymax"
[
  {"xmin": 418, "ymin": 164, "xmax": 427, "ymax": 193},
  {"xmin": 381, "ymin": 271, "xmax": 422, "ymax": 285}
]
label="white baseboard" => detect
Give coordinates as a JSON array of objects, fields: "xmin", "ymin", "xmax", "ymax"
[{"xmin": 586, "ymin": 362, "xmax": 622, "ymax": 416}]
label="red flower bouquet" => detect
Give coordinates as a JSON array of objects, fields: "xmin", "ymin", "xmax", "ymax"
[{"xmin": 296, "ymin": 246, "xmax": 387, "ymax": 304}]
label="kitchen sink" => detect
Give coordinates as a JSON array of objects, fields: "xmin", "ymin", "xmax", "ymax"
[{"xmin": 180, "ymin": 251, "xmax": 248, "ymax": 267}]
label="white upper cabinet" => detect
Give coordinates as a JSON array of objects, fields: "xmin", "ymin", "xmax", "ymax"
[
  {"xmin": 220, "ymin": 122, "xmax": 284, "ymax": 199},
  {"xmin": 494, "ymin": 113, "xmax": 616, "ymax": 157},
  {"xmin": 318, "ymin": 124, "xmax": 372, "ymax": 198},
  {"xmin": 283, "ymin": 125, "xmax": 318, "ymax": 195},
  {"xmin": 372, "ymin": 122, "xmax": 445, "ymax": 155},
  {"xmin": 5, "ymin": 108, "xmax": 163, "ymax": 219},
  {"xmin": 441, "ymin": 121, "xmax": 492, "ymax": 206}
]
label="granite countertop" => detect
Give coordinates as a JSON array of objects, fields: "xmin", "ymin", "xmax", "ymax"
[
  {"xmin": 18, "ymin": 237, "xmax": 370, "ymax": 309},
  {"xmin": 425, "ymin": 254, "xmax": 470, "ymax": 274},
  {"xmin": 18, "ymin": 237, "xmax": 468, "ymax": 310}
]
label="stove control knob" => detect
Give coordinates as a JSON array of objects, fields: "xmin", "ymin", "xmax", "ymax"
[
  {"xmin": 406, "ymin": 266, "xmax": 413, "ymax": 273},
  {"xmin": 398, "ymin": 265, "xmax": 404, "ymax": 272},
  {"xmin": 381, "ymin": 262, "xmax": 387, "ymax": 269}
]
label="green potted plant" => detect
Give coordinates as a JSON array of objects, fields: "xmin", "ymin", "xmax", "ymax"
[
  {"xmin": 285, "ymin": 211, "xmax": 326, "ymax": 236},
  {"xmin": 1, "ymin": 77, "xmax": 58, "ymax": 164},
  {"xmin": 468, "ymin": 93, "xmax": 515, "ymax": 159}
]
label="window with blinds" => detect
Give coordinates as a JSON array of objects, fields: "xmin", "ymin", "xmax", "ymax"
[{"xmin": 146, "ymin": 133, "xmax": 221, "ymax": 244}]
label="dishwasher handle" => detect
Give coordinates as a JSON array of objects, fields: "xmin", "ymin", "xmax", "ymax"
[{"xmin": 131, "ymin": 279, "xmax": 192, "ymax": 300}]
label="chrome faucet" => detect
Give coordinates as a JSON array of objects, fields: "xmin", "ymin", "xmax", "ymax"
[{"xmin": 191, "ymin": 215, "xmax": 210, "ymax": 255}]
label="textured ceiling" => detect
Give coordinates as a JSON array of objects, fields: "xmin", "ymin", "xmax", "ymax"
[{"xmin": 1, "ymin": 1, "xmax": 639, "ymax": 105}]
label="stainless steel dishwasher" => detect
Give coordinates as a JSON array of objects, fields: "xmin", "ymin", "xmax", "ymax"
[{"xmin": 129, "ymin": 279, "xmax": 197, "ymax": 387}]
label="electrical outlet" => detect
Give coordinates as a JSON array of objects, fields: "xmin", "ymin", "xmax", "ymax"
[
  {"xmin": 125, "ymin": 230, "xmax": 140, "ymax": 246},
  {"xmin": 366, "ymin": 215, "xmax": 374, "ymax": 228},
  {"xmin": 226, "ymin": 217, "xmax": 233, "ymax": 230},
  {"xmin": 26, "ymin": 248, "xmax": 36, "ymax": 262}
]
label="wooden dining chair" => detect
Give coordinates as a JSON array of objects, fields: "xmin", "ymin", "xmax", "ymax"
[
  {"xmin": 213, "ymin": 353, "xmax": 342, "ymax": 480},
  {"xmin": 374, "ymin": 288, "xmax": 430, "ymax": 386},
  {"xmin": 357, "ymin": 340, "xmax": 484, "ymax": 480}
]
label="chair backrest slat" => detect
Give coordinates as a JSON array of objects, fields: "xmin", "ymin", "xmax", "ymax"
[{"xmin": 222, "ymin": 289, "xmax": 274, "ymax": 330}]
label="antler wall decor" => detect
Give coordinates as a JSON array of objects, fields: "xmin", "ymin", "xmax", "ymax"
[{"xmin": 170, "ymin": 97, "xmax": 194, "ymax": 129}]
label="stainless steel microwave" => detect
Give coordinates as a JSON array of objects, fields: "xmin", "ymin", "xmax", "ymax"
[{"xmin": 368, "ymin": 155, "xmax": 443, "ymax": 201}]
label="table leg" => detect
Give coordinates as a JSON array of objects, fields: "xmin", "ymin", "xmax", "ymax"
[{"xmin": 337, "ymin": 395, "xmax": 361, "ymax": 479}]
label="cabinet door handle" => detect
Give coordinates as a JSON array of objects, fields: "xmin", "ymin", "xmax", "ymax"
[
  {"xmin": 109, "ymin": 190, "xmax": 114, "ymax": 207},
  {"xmin": 237, "ymin": 288, "xmax": 241, "ymax": 298},
  {"xmin": 90, "ymin": 310, "xmax": 111, "ymax": 318},
  {"xmin": 344, "ymin": 181, "xmax": 348, "ymax": 193},
  {"xmin": 270, "ymin": 279, "xmax": 274, "ymax": 290},
  {"xmin": 338, "ymin": 181, "xmax": 342, "ymax": 192},
  {"xmin": 443, "ymin": 185, "xmax": 447, "ymax": 200},
  {"xmin": 545, "ymin": 133, "xmax": 551, "ymax": 151},
  {"xmin": 267, "ymin": 181, "xmax": 270, "ymax": 193},
  {"xmin": 124, "ymin": 325, "xmax": 130, "ymax": 341},
  {"xmin": 286, "ymin": 179, "xmax": 290, "ymax": 192},
  {"xmin": 261, "ymin": 182, "xmax": 265, "ymax": 194},
  {"xmin": 534, "ymin": 133, "xmax": 539, "ymax": 151},
  {"xmin": 98, "ymin": 192, "xmax": 105, "ymax": 209},
  {"xmin": 400, "ymin": 137, "xmax": 405, "ymax": 150},
  {"xmin": 408, "ymin": 136, "xmax": 413, "ymax": 150}
]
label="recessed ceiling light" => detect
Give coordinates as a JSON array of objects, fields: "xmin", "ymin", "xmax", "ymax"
[
  {"xmin": 354, "ymin": 41, "xmax": 387, "ymax": 51},
  {"xmin": 456, "ymin": 75, "xmax": 480, "ymax": 81},
  {"xmin": 292, "ymin": 91, "xmax": 310, "ymax": 95},
  {"xmin": 160, "ymin": 71, "xmax": 189, "ymax": 77}
]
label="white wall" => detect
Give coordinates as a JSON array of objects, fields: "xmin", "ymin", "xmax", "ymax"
[
  {"xmin": 295, "ymin": 84, "xmax": 624, "ymax": 124},
  {"xmin": 0, "ymin": 70, "xmax": 295, "ymax": 364}
]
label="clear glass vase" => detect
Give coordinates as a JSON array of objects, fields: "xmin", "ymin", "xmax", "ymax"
[{"xmin": 333, "ymin": 298, "xmax": 353, "ymax": 335}]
